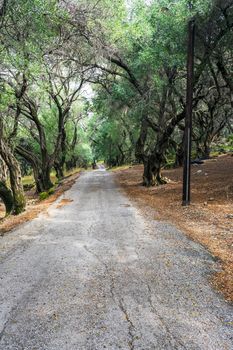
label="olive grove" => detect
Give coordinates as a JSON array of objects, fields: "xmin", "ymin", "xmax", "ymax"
[{"xmin": 0, "ymin": 0, "xmax": 232, "ymax": 216}]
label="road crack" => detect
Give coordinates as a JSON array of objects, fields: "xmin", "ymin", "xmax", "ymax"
[
  {"xmin": 146, "ymin": 283, "xmax": 187, "ymax": 350},
  {"xmin": 133, "ymin": 227, "xmax": 187, "ymax": 349},
  {"xmin": 83, "ymin": 244, "xmax": 138, "ymax": 349},
  {"xmin": 118, "ymin": 298, "xmax": 136, "ymax": 350},
  {"xmin": 0, "ymin": 320, "xmax": 9, "ymax": 341}
]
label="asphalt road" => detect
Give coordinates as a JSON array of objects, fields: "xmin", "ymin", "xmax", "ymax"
[{"xmin": 0, "ymin": 169, "xmax": 232, "ymax": 350}]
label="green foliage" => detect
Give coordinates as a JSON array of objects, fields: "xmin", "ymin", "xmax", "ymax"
[
  {"xmin": 48, "ymin": 187, "xmax": 55, "ymax": 195},
  {"xmin": 39, "ymin": 192, "xmax": 49, "ymax": 201},
  {"xmin": 227, "ymin": 135, "xmax": 233, "ymax": 147},
  {"xmin": 39, "ymin": 186, "xmax": 57, "ymax": 200},
  {"xmin": 211, "ymin": 135, "xmax": 233, "ymax": 154},
  {"xmin": 0, "ymin": 0, "xmax": 232, "ymax": 196}
]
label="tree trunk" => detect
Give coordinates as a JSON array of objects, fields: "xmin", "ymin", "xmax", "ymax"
[
  {"xmin": 66, "ymin": 156, "xmax": 77, "ymax": 171},
  {"xmin": 54, "ymin": 161, "xmax": 64, "ymax": 180},
  {"xmin": 0, "ymin": 158, "xmax": 13, "ymax": 216},
  {"xmin": 0, "ymin": 181, "xmax": 14, "ymax": 216},
  {"xmin": 135, "ymin": 120, "xmax": 169, "ymax": 187},
  {"xmin": 175, "ymin": 144, "xmax": 184, "ymax": 167},
  {"xmin": 0, "ymin": 140, "xmax": 26, "ymax": 214},
  {"xmin": 54, "ymin": 127, "xmax": 66, "ymax": 180},
  {"xmin": 60, "ymin": 127, "xmax": 66, "ymax": 174},
  {"xmin": 142, "ymin": 158, "xmax": 156, "ymax": 186},
  {"xmin": 9, "ymin": 161, "xmax": 26, "ymax": 214},
  {"xmin": 195, "ymin": 142, "xmax": 203, "ymax": 159},
  {"xmin": 29, "ymin": 162, "xmax": 53, "ymax": 193},
  {"xmin": 175, "ymin": 134, "xmax": 185, "ymax": 167},
  {"xmin": 195, "ymin": 142, "xmax": 211, "ymax": 159},
  {"xmin": 34, "ymin": 164, "xmax": 53, "ymax": 193},
  {"xmin": 142, "ymin": 156, "xmax": 167, "ymax": 187},
  {"xmin": 0, "ymin": 156, "xmax": 7, "ymax": 182},
  {"xmin": 203, "ymin": 142, "xmax": 211, "ymax": 158},
  {"xmin": 15, "ymin": 146, "xmax": 53, "ymax": 193},
  {"xmin": 38, "ymin": 162, "xmax": 53, "ymax": 192}
]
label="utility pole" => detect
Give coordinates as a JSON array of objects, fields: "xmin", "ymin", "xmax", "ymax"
[{"xmin": 182, "ymin": 17, "xmax": 195, "ymax": 206}]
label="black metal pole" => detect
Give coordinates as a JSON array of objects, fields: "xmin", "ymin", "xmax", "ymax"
[{"xmin": 182, "ymin": 18, "xmax": 195, "ymax": 206}]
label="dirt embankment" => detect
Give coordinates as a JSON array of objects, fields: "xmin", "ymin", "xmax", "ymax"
[
  {"xmin": 0, "ymin": 172, "xmax": 80, "ymax": 235},
  {"xmin": 115, "ymin": 154, "xmax": 233, "ymax": 302}
]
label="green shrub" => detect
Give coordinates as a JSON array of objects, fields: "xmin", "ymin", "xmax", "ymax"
[
  {"xmin": 39, "ymin": 192, "xmax": 49, "ymax": 200},
  {"xmin": 48, "ymin": 187, "xmax": 55, "ymax": 195}
]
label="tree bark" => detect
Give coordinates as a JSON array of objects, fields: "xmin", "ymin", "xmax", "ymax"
[
  {"xmin": 15, "ymin": 145, "xmax": 53, "ymax": 193},
  {"xmin": 142, "ymin": 158, "xmax": 156, "ymax": 187},
  {"xmin": 175, "ymin": 134, "xmax": 185, "ymax": 167},
  {"xmin": 54, "ymin": 127, "xmax": 66, "ymax": 180},
  {"xmin": 54, "ymin": 161, "xmax": 64, "ymax": 180},
  {"xmin": 0, "ymin": 157, "xmax": 13, "ymax": 216},
  {"xmin": 34, "ymin": 161, "xmax": 53, "ymax": 192},
  {"xmin": 0, "ymin": 181, "xmax": 14, "ymax": 216},
  {"xmin": 203, "ymin": 143, "xmax": 211, "ymax": 159},
  {"xmin": 0, "ymin": 139, "xmax": 25, "ymax": 214},
  {"xmin": 142, "ymin": 156, "xmax": 167, "ymax": 187}
]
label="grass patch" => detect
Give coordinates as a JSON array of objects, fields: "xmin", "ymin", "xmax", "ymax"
[
  {"xmin": 39, "ymin": 192, "xmax": 49, "ymax": 201},
  {"xmin": 22, "ymin": 175, "xmax": 35, "ymax": 186},
  {"xmin": 48, "ymin": 187, "xmax": 55, "ymax": 195}
]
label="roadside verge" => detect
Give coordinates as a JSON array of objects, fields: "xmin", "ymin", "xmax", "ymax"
[
  {"xmin": 0, "ymin": 172, "xmax": 81, "ymax": 236},
  {"xmin": 114, "ymin": 155, "xmax": 233, "ymax": 302}
]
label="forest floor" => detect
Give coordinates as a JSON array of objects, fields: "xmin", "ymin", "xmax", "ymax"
[
  {"xmin": 0, "ymin": 171, "xmax": 81, "ymax": 235},
  {"xmin": 114, "ymin": 154, "xmax": 233, "ymax": 302}
]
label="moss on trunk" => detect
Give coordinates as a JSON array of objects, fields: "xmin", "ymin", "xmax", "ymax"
[{"xmin": 0, "ymin": 181, "xmax": 14, "ymax": 216}]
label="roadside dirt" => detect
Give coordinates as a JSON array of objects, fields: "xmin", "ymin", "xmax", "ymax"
[
  {"xmin": 115, "ymin": 154, "xmax": 233, "ymax": 302},
  {"xmin": 56, "ymin": 198, "xmax": 74, "ymax": 209},
  {"xmin": 0, "ymin": 172, "xmax": 80, "ymax": 235}
]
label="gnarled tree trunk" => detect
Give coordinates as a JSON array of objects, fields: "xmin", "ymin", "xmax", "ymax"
[
  {"xmin": 0, "ymin": 181, "xmax": 14, "ymax": 216},
  {"xmin": 54, "ymin": 161, "xmax": 64, "ymax": 180},
  {"xmin": 16, "ymin": 145, "xmax": 53, "ymax": 193},
  {"xmin": 0, "ymin": 140, "xmax": 25, "ymax": 214},
  {"xmin": 0, "ymin": 157, "xmax": 13, "ymax": 216},
  {"xmin": 135, "ymin": 119, "xmax": 168, "ymax": 186},
  {"xmin": 142, "ymin": 154, "xmax": 167, "ymax": 187},
  {"xmin": 36, "ymin": 162, "xmax": 53, "ymax": 192},
  {"xmin": 175, "ymin": 134, "xmax": 185, "ymax": 167},
  {"xmin": 54, "ymin": 128, "xmax": 66, "ymax": 180}
]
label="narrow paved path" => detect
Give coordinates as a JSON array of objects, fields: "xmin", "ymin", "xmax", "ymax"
[{"xmin": 0, "ymin": 170, "xmax": 232, "ymax": 350}]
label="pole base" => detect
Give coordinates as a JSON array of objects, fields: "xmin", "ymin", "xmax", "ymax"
[{"xmin": 182, "ymin": 200, "xmax": 190, "ymax": 206}]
